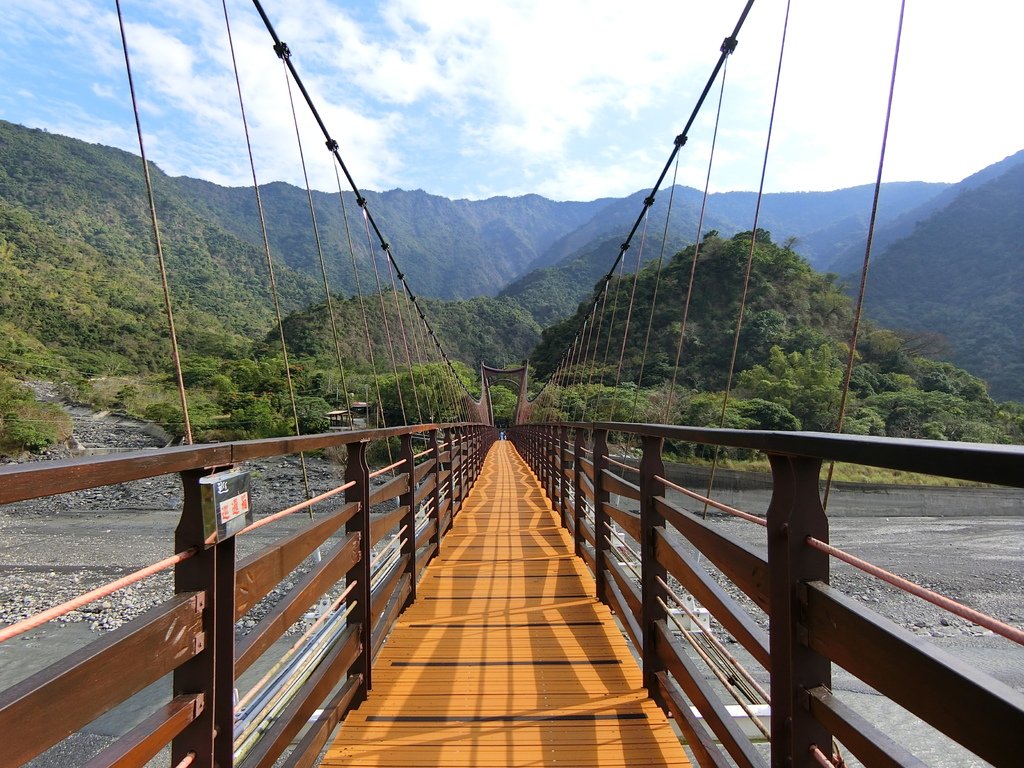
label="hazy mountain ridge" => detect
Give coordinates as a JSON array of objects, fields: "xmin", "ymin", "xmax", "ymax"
[{"xmin": 862, "ymin": 157, "xmax": 1024, "ymax": 400}]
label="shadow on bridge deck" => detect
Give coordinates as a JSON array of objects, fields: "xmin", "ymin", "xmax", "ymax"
[{"xmin": 324, "ymin": 441, "xmax": 688, "ymax": 767}]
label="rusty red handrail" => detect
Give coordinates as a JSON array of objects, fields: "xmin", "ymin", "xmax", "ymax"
[
  {"xmin": 237, "ymin": 479, "xmax": 356, "ymax": 536},
  {"xmin": 655, "ymin": 473, "xmax": 767, "ymax": 526},
  {"xmin": 806, "ymin": 535, "xmax": 1024, "ymax": 645},
  {"xmin": 0, "ymin": 547, "xmax": 197, "ymax": 643}
]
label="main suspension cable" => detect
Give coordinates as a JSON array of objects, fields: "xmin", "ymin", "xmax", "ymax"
[
  {"xmin": 540, "ymin": 0, "xmax": 754, "ymax": 404},
  {"xmin": 251, "ymin": 0, "xmax": 468, "ymax": 421},
  {"xmin": 223, "ymin": 0, "xmax": 312, "ymax": 505},
  {"xmin": 115, "ymin": 0, "xmax": 193, "ymax": 445},
  {"xmin": 281, "ymin": 59, "xmax": 352, "ymax": 419}
]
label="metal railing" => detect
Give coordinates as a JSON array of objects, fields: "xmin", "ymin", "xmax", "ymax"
[
  {"xmin": 0, "ymin": 423, "xmax": 494, "ymax": 768},
  {"xmin": 509, "ymin": 422, "xmax": 1024, "ymax": 768}
]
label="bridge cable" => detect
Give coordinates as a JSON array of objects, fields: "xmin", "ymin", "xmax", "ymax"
[
  {"xmin": 361, "ymin": 210, "xmax": 408, "ymax": 425},
  {"xmin": 406, "ymin": 296, "xmax": 438, "ymax": 421},
  {"xmin": 705, "ymin": 0, "xmax": 791, "ymax": 517},
  {"xmin": 252, "ymin": 0, "xmax": 475, "ymax": 425},
  {"xmin": 335, "ymin": 178, "xmax": 391, "ymax": 439},
  {"xmin": 115, "ymin": 0, "xmax": 193, "ymax": 445},
  {"xmin": 664, "ymin": 57, "xmax": 730, "ymax": 422},
  {"xmin": 384, "ymin": 250, "xmax": 423, "ymax": 423},
  {"xmin": 281, "ymin": 60, "xmax": 353, "ymax": 421},
  {"xmin": 539, "ymin": 1, "xmax": 754, "ymax": 415},
  {"xmin": 223, "ymin": 0, "xmax": 315, "ymax": 509},
  {"xmin": 598, "ymin": 257, "xmax": 628, "ymax": 401},
  {"xmin": 613, "ymin": 210, "xmax": 651, "ymax": 390},
  {"xmin": 630, "ymin": 153, "xmax": 683, "ymax": 423},
  {"xmin": 824, "ymin": 0, "xmax": 907, "ymax": 510},
  {"xmin": 581, "ymin": 279, "xmax": 613, "ymax": 421}
]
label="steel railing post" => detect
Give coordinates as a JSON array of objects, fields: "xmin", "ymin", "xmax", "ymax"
[
  {"xmin": 172, "ymin": 468, "xmax": 235, "ymax": 768},
  {"xmin": 573, "ymin": 428, "xmax": 585, "ymax": 558},
  {"xmin": 767, "ymin": 453, "xmax": 832, "ymax": 767},
  {"xmin": 399, "ymin": 432, "xmax": 417, "ymax": 608},
  {"xmin": 592, "ymin": 428, "xmax": 610, "ymax": 601},
  {"xmin": 639, "ymin": 435, "xmax": 667, "ymax": 694},
  {"xmin": 345, "ymin": 440, "xmax": 372, "ymax": 696}
]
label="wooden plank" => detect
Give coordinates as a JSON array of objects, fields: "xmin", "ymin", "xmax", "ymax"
[
  {"xmin": 281, "ymin": 675, "xmax": 362, "ymax": 768},
  {"xmin": 0, "ymin": 593, "xmax": 204, "ymax": 767},
  {"xmin": 654, "ymin": 526, "xmax": 769, "ymax": 668},
  {"xmin": 236, "ymin": 500, "xmax": 359, "ymax": 619},
  {"xmin": 805, "ymin": 581, "xmax": 1024, "ymax": 767},
  {"xmin": 236, "ymin": 534, "xmax": 359, "ymax": 674},
  {"xmin": 414, "ymin": 458, "xmax": 436, "ymax": 483},
  {"xmin": 326, "ymin": 441, "xmax": 688, "ymax": 768},
  {"xmin": 83, "ymin": 694, "xmax": 202, "ymax": 768},
  {"xmin": 237, "ymin": 627, "xmax": 361, "ymax": 768},
  {"xmin": 601, "ymin": 468, "xmax": 640, "ymax": 501},
  {"xmin": 370, "ymin": 505, "xmax": 407, "ymax": 544},
  {"xmin": 654, "ymin": 621, "xmax": 766, "ymax": 768},
  {"xmin": 602, "ymin": 501, "xmax": 640, "ymax": 542},
  {"xmin": 656, "ymin": 672, "xmax": 732, "ymax": 768},
  {"xmin": 370, "ymin": 474, "xmax": 409, "ymax": 507},
  {"xmin": 654, "ymin": 495, "xmax": 770, "ymax": 613},
  {"xmin": 807, "ymin": 685, "xmax": 927, "ymax": 768}
]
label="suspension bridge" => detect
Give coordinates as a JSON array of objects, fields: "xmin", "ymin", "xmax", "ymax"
[{"xmin": 1, "ymin": 1, "xmax": 1022, "ymax": 767}]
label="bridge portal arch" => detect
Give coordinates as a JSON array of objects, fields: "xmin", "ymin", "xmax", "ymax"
[{"xmin": 465, "ymin": 364, "xmax": 534, "ymax": 426}]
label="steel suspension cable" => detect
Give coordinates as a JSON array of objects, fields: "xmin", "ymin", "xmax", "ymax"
[
  {"xmin": 614, "ymin": 210, "xmax": 650, "ymax": 388},
  {"xmin": 630, "ymin": 153, "xmax": 682, "ymax": 423},
  {"xmin": 281, "ymin": 58, "xmax": 352, "ymax": 420},
  {"xmin": 361, "ymin": 211, "xmax": 408, "ymax": 425},
  {"xmin": 115, "ymin": 0, "xmax": 193, "ymax": 445},
  {"xmin": 336, "ymin": 174, "xmax": 388, "ymax": 433},
  {"xmin": 406, "ymin": 295, "xmax": 437, "ymax": 420},
  {"xmin": 384, "ymin": 250, "xmax": 423, "ymax": 423},
  {"xmin": 222, "ymin": 0, "xmax": 312, "ymax": 504},
  {"xmin": 706, "ymin": 0, "xmax": 791, "ymax": 514},
  {"xmin": 581, "ymin": 279, "xmax": 613, "ymax": 421},
  {"xmin": 251, "ymin": 0, "xmax": 470, "ymax": 419},
  {"xmin": 664, "ymin": 57, "xmax": 730, "ymax": 422},
  {"xmin": 824, "ymin": 0, "xmax": 907, "ymax": 509},
  {"xmin": 542, "ymin": 1, "xmax": 754, "ymax": 404}
]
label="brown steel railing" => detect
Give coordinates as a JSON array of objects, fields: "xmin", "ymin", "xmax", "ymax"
[
  {"xmin": 0, "ymin": 423, "xmax": 493, "ymax": 768},
  {"xmin": 508, "ymin": 422, "xmax": 1024, "ymax": 768}
]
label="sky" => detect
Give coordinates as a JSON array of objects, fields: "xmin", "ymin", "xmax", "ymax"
[{"xmin": 1, "ymin": 0, "xmax": 1021, "ymax": 202}]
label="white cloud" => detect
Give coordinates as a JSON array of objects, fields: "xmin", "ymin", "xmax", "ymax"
[{"xmin": 2, "ymin": 0, "xmax": 1022, "ymax": 203}]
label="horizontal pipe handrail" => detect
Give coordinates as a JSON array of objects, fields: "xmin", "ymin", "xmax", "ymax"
[
  {"xmin": 239, "ymin": 481, "xmax": 356, "ymax": 536},
  {"xmin": 0, "ymin": 547, "xmax": 197, "ymax": 644},
  {"xmin": 655, "ymin": 473, "xmax": 766, "ymax": 527},
  {"xmin": 806, "ymin": 535, "xmax": 1024, "ymax": 645}
]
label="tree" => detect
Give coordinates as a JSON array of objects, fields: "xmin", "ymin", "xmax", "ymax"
[{"xmin": 738, "ymin": 344, "xmax": 844, "ymax": 431}]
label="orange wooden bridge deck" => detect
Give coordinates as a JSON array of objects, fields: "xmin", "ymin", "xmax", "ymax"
[{"xmin": 324, "ymin": 441, "xmax": 689, "ymax": 767}]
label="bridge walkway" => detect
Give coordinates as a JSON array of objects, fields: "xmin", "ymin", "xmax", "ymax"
[{"xmin": 323, "ymin": 441, "xmax": 689, "ymax": 766}]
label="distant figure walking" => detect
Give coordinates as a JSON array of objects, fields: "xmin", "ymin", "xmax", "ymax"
[{"xmin": 499, "ymin": 430, "xmax": 505, "ymax": 440}]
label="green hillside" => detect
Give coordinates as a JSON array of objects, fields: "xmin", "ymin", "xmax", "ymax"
[
  {"xmin": 863, "ymin": 160, "xmax": 1024, "ymax": 401},
  {"xmin": 530, "ymin": 231, "xmax": 1022, "ymax": 445}
]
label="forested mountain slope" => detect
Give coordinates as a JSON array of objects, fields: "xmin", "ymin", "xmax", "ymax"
[{"xmin": 862, "ymin": 158, "xmax": 1024, "ymax": 400}]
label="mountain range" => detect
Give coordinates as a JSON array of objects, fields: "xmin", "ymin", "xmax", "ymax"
[{"xmin": 0, "ymin": 119, "xmax": 1021, "ymax": 400}]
